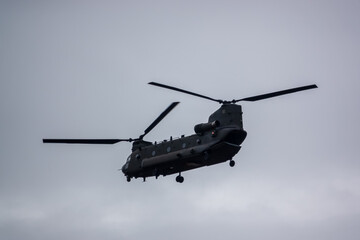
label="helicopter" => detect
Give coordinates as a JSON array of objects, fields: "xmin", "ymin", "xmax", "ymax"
[{"xmin": 43, "ymin": 82, "xmax": 317, "ymax": 183}]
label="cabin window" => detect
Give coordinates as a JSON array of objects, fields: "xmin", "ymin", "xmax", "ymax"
[
  {"xmin": 182, "ymin": 143, "xmax": 187, "ymax": 148},
  {"xmin": 167, "ymin": 146, "xmax": 171, "ymax": 153},
  {"xmin": 196, "ymin": 139, "xmax": 201, "ymax": 144},
  {"xmin": 136, "ymin": 154, "xmax": 141, "ymax": 160},
  {"xmin": 152, "ymin": 150, "xmax": 156, "ymax": 156}
]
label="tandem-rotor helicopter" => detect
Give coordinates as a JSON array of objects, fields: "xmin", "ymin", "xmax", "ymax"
[{"xmin": 43, "ymin": 82, "xmax": 317, "ymax": 183}]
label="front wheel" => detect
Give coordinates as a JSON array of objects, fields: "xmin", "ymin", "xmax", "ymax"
[{"xmin": 176, "ymin": 175, "xmax": 184, "ymax": 183}]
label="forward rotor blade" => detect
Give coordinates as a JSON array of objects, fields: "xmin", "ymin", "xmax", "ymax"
[
  {"xmin": 140, "ymin": 102, "xmax": 179, "ymax": 139},
  {"xmin": 149, "ymin": 82, "xmax": 222, "ymax": 103},
  {"xmin": 236, "ymin": 84, "xmax": 318, "ymax": 102},
  {"xmin": 43, "ymin": 139, "xmax": 132, "ymax": 144}
]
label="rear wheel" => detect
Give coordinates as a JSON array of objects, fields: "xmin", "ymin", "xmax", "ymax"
[{"xmin": 229, "ymin": 160, "xmax": 235, "ymax": 167}]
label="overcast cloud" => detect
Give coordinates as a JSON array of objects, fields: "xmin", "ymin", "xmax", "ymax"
[{"xmin": 1, "ymin": 0, "xmax": 360, "ymax": 239}]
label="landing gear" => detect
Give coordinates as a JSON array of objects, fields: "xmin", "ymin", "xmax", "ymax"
[
  {"xmin": 153, "ymin": 168, "xmax": 160, "ymax": 179},
  {"xmin": 203, "ymin": 151, "xmax": 209, "ymax": 161},
  {"xmin": 229, "ymin": 160, "xmax": 235, "ymax": 167},
  {"xmin": 176, "ymin": 173, "xmax": 184, "ymax": 183},
  {"xmin": 126, "ymin": 176, "xmax": 131, "ymax": 182}
]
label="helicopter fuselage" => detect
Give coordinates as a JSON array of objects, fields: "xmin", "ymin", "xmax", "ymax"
[
  {"xmin": 43, "ymin": 81, "xmax": 317, "ymax": 183},
  {"xmin": 122, "ymin": 104, "xmax": 247, "ymax": 181}
]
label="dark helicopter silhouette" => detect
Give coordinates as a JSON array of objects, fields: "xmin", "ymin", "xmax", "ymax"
[{"xmin": 43, "ymin": 82, "xmax": 317, "ymax": 183}]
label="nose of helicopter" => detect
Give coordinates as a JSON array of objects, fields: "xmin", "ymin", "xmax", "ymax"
[{"xmin": 121, "ymin": 163, "xmax": 128, "ymax": 174}]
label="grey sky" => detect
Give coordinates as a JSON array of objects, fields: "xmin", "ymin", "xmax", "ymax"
[{"xmin": 1, "ymin": 0, "xmax": 360, "ymax": 239}]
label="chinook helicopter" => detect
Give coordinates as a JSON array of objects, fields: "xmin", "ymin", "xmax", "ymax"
[{"xmin": 43, "ymin": 82, "xmax": 317, "ymax": 183}]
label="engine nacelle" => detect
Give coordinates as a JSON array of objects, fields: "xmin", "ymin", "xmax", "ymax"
[{"xmin": 194, "ymin": 120, "xmax": 220, "ymax": 134}]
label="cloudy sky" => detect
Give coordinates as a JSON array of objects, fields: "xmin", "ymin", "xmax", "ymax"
[{"xmin": 1, "ymin": 0, "xmax": 360, "ymax": 239}]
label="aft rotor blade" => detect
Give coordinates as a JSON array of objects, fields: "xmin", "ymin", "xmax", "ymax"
[
  {"xmin": 140, "ymin": 102, "xmax": 179, "ymax": 139},
  {"xmin": 236, "ymin": 84, "xmax": 318, "ymax": 102},
  {"xmin": 43, "ymin": 139, "xmax": 132, "ymax": 144},
  {"xmin": 149, "ymin": 82, "xmax": 222, "ymax": 103}
]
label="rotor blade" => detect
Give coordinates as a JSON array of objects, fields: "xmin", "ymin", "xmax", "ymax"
[
  {"xmin": 43, "ymin": 139, "xmax": 132, "ymax": 144},
  {"xmin": 149, "ymin": 82, "xmax": 222, "ymax": 103},
  {"xmin": 236, "ymin": 84, "xmax": 318, "ymax": 102},
  {"xmin": 140, "ymin": 102, "xmax": 179, "ymax": 139}
]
